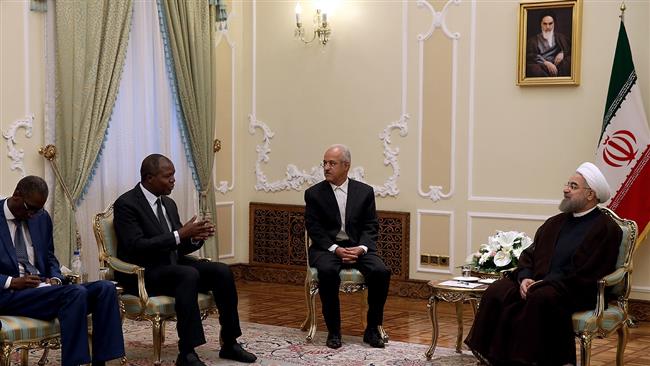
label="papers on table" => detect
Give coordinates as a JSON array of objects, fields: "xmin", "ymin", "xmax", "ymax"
[{"xmin": 439, "ymin": 280, "xmax": 485, "ymax": 289}]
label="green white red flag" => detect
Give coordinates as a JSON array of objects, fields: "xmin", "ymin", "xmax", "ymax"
[{"xmin": 596, "ymin": 20, "xmax": 650, "ymax": 240}]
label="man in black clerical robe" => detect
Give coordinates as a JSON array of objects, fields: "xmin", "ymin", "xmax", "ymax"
[
  {"xmin": 526, "ymin": 12, "xmax": 571, "ymax": 77},
  {"xmin": 465, "ymin": 162, "xmax": 622, "ymax": 366}
]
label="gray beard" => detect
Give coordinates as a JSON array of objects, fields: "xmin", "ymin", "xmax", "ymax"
[
  {"xmin": 542, "ymin": 30, "xmax": 555, "ymax": 47},
  {"xmin": 559, "ymin": 197, "xmax": 582, "ymax": 213}
]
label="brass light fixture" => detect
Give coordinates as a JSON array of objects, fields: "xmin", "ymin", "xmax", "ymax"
[{"xmin": 294, "ymin": 1, "xmax": 331, "ymax": 46}]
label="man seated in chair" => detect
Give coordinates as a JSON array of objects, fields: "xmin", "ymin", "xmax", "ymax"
[
  {"xmin": 465, "ymin": 162, "xmax": 623, "ymax": 366},
  {"xmin": 304, "ymin": 144, "xmax": 391, "ymax": 349},
  {"xmin": 113, "ymin": 154, "xmax": 256, "ymax": 366},
  {"xmin": 0, "ymin": 176, "xmax": 124, "ymax": 366}
]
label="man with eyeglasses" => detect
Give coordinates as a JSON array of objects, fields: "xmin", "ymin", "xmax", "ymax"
[
  {"xmin": 465, "ymin": 162, "xmax": 622, "ymax": 366},
  {"xmin": 305, "ymin": 144, "xmax": 390, "ymax": 349},
  {"xmin": 0, "ymin": 176, "xmax": 124, "ymax": 366}
]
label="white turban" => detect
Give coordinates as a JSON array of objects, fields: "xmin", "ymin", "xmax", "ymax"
[{"xmin": 576, "ymin": 162, "xmax": 611, "ymax": 203}]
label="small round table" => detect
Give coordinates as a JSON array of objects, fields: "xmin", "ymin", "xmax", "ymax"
[{"xmin": 425, "ymin": 279, "xmax": 488, "ymax": 360}]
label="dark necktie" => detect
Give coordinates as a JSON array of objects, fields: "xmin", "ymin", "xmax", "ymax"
[
  {"xmin": 156, "ymin": 198, "xmax": 177, "ymax": 264},
  {"xmin": 13, "ymin": 220, "xmax": 39, "ymax": 275}
]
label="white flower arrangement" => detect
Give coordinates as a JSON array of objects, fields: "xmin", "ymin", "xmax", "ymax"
[{"xmin": 466, "ymin": 230, "xmax": 533, "ymax": 273}]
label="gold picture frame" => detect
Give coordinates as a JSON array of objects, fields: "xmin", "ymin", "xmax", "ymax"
[{"xmin": 517, "ymin": 0, "xmax": 582, "ymax": 86}]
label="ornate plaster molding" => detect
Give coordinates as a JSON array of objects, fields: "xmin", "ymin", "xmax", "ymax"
[
  {"xmin": 2, "ymin": 115, "xmax": 34, "ymax": 177},
  {"xmin": 248, "ymin": 1, "xmax": 409, "ymax": 196},
  {"xmin": 248, "ymin": 113, "xmax": 409, "ymax": 194},
  {"xmin": 416, "ymin": 0, "xmax": 460, "ymax": 202}
]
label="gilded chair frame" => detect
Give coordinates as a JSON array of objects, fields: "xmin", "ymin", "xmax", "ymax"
[
  {"xmin": 0, "ymin": 274, "xmax": 80, "ymax": 366},
  {"xmin": 300, "ymin": 231, "xmax": 388, "ymax": 342},
  {"xmin": 0, "ymin": 325, "xmax": 60, "ymax": 366},
  {"xmin": 572, "ymin": 207, "xmax": 639, "ymax": 366},
  {"xmin": 93, "ymin": 204, "xmax": 217, "ymax": 365}
]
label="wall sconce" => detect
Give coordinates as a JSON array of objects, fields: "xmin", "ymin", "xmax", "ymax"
[{"xmin": 294, "ymin": 1, "xmax": 331, "ymax": 46}]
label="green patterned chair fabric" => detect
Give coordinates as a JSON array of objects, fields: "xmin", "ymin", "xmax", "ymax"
[
  {"xmin": 93, "ymin": 204, "xmax": 217, "ymax": 366},
  {"xmin": 572, "ymin": 207, "xmax": 639, "ymax": 366},
  {"xmin": 0, "ymin": 316, "xmax": 60, "ymax": 366},
  {"xmin": 0, "ymin": 273, "xmax": 81, "ymax": 366},
  {"xmin": 300, "ymin": 232, "xmax": 388, "ymax": 343}
]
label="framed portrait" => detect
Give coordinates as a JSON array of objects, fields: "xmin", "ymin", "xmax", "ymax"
[{"xmin": 517, "ymin": 0, "xmax": 582, "ymax": 86}]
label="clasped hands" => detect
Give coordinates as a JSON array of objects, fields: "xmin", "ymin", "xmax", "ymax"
[
  {"xmin": 178, "ymin": 215, "xmax": 215, "ymax": 242},
  {"xmin": 335, "ymin": 246, "xmax": 365, "ymax": 264}
]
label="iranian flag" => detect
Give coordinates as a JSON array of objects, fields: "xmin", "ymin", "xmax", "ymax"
[{"xmin": 596, "ymin": 20, "xmax": 650, "ymax": 241}]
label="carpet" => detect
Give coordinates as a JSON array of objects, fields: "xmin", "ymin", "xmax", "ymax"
[{"xmin": 17, "ymin": 318, "xmax": 477, "ymax": 365}]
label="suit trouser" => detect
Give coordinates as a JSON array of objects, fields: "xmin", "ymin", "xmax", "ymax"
[
  {"xmin": 0, "ymin": 280, "xmax": 124, "ymax": 366},
  {"xmin": 145, "ymin": 259, "xmax": 241, "ymax": 351},
  {"xmin": 310, "ymin": 251, "xmax": 390, "ymax": 335}
]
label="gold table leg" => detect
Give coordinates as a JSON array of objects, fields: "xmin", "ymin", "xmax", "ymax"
[{"xmin": 425, "ymin": 296, "xmax": 439, "ymax": 360}]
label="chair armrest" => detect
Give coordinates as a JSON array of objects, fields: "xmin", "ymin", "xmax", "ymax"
[
  {"xmin": 64, "ymin": 274, "xmax": 81, "ymax": 284},
  {"xmin": 601, "ymin": 267, "xmax": 627, "ymax": 287},
  {"xmin": 594, "ymin": 267, "xmax": 628, "ymax": 319},
  {"xmin": 105, "ymin": 256, "xmax": 150, "ymax": 307}
]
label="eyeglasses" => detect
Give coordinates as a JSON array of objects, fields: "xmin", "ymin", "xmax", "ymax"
[
  {"xmin": 564, "ymin": 182, "xmax": 591, "ymax": 191},
  {"xmin": 22, "ymin": 200, "xmax": 43, "ymax": 215},
  {"xmin": 320, "ymin": 160, "xmax": 341, "ymax": 168}
]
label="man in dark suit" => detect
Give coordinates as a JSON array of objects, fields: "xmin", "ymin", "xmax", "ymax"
[
  {"xmin": 113, "ymin": 154, "xmax": 255, "ymax": 366},
  {"xmin": 304, "ymin": 144, "xmax": 390, "ymax": 349},
  {"xmin": 0, "ymin": 176, "xmax": 124, "ymax": 366}
]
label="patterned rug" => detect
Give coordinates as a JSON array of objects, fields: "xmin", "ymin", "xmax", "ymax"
[{"xmin": 19, "ymin": 318, "xmax": 477, "ymax": 365}]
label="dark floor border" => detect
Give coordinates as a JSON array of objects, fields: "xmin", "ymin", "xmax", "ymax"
[{"xmin": 230, "ymin": 263, "xmax": 650, "ymax": 321}]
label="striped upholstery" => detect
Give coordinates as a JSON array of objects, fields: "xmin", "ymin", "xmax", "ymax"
[
  {"xmin": 121, "ymin": 293, "xmax": 215, "ymax": 316},
  {"xmin": 308, "ymin": 267, "xmax": 366, "ymax": 285},
  {"xmin": 0, "ymin": 316, "xmax": 59, "ymax": 343},
  {"xmin": 572, "ymin": 307, "xmax": 625, "ymax": 333}
]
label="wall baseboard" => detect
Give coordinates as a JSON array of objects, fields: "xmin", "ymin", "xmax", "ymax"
[{"xmin": 230, "ymin": 263, "xmax": 650, "ymax": 322}]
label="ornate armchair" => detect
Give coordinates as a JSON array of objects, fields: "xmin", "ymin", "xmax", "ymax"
[
  {"xmin": 300, "ymin": 231, "xmax": 388, "ymax": 343},
  {"xmin": 572, "ymin": 207, "xmax": 639, "ymax": 366},
  {"xmin": 93, "ymin": 204, "xmax": 217, "ymax": 365},
  {"xmin": 0, "ymin": 275, "xmax": 80, "ymax": 366}
]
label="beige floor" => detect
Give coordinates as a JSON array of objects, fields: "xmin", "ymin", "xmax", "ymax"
[{"xmin": 236, "ymin": 280, "xmax": 650, "ymax": 366}]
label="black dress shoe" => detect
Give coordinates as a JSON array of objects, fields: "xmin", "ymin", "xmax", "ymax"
[
  {"xmin": 176, "ymin": 351, "xmax": 207, "ymax": 366},
  {"xmin": 363, "ymin": 327, "xmax": 385, "ymax": 348},
  {"xmin": 326, "ymin": 332, "xmax": 342, "ymax": 349},
  {"xmin": 219, "ymin": 342, "xmax": 257, "ymax": 363}
]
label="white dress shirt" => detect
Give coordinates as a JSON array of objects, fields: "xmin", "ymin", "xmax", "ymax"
[
  {"xmin": 327, "ymin": 179, "xmax": 368, "ymax": 254},
  {"xmin": 139, "ymin": 183, "xmax": 181, "ymax": 245}
]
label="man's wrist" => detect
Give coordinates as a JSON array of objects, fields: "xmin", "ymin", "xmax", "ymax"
[{"xmin": 50, "ymin": 277, "xmax": 62, "ymax": 285}]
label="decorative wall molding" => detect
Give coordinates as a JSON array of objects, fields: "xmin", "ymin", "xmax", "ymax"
[
  {"xmin": 465, "ymin": 1, "xmax": 557, "ymax": 206},
  {"xmin": 213, "ymin": 9, "xmax": 237, "ymax": 194},
  {"xmin": 466, "ymin": 211, "xmax": 548, "ymax": 262},
  {"xmin": 216, "ymin": 201, "xmax": 236, "ymax": 259},
  {"xmin": 248, "ymin": 0, "xmax": 408, "ymax": 196},
  {"xmin": 416, "ymin": 0, "xmax": 460, "ymax": 202},
  {"xmin": 416, "ymin": 209, "xmax": 454, "ymax": 275},
  {"xmin": 2, "ymin": 115, "xmax": 34, "ymax": 177}
]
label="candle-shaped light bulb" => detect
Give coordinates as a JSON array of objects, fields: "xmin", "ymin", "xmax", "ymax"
[{"xmin": 295, "ymin": 2, "xmax": 302, "ymax": 25}]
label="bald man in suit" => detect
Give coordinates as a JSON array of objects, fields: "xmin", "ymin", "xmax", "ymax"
[{"xmin": 305, "ymin": 144, "xmax": 390, "ymax": 349}]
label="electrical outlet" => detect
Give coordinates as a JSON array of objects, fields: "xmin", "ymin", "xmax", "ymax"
[
  {"xmin": 439, "ymin": 255, "xmax": 450, "ymax": 266},
  {"xmin": 420, "ymin": 254, "xmax": 430, "ymax": 265},
  {"xmin": 429, "ymin": 255, "xmax": 440, "ymax": 265}
]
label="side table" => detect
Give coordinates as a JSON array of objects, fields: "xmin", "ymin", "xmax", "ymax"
[{"xmin": 425, "ymin": 279, "xmax": 487, "ymax": 360}]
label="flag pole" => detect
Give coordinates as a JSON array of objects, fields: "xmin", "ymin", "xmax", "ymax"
[{"xmin": 619, "ymin": 1, "xmax": 626, "ymax": 23}]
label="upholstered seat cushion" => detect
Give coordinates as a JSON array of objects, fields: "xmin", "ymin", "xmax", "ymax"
[
  {"xmin": 121, "ymin": 293, "xmax": 215, "ymax": 316},
  {"xmin": 308, "ymin": 267, "xmax": 366, "ymax": 284},
  {"xmin": 0, "ymin": 316, "xmax": 59, "ymax": 343},
  {"xmin": 572, "ymin": 305, "xmax": 625, "ymax": 333}
]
